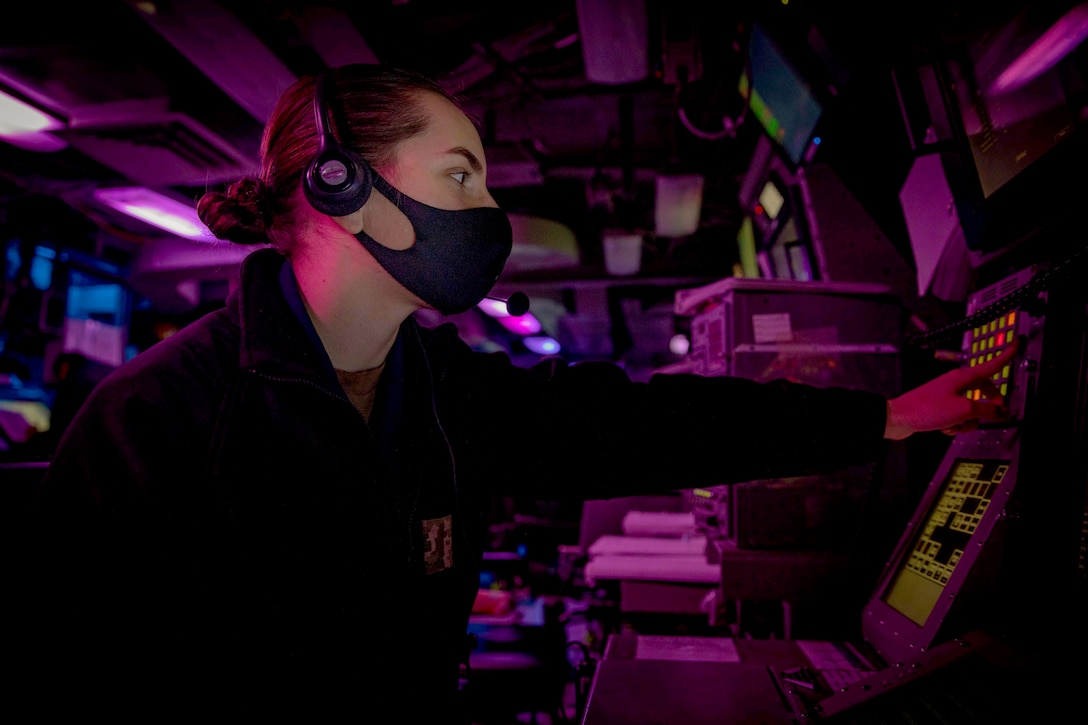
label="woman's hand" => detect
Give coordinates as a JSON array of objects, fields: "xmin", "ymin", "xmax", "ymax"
[{"xmin": 884, "ymin": 336, "xmax": 1022, "ymax": 440}]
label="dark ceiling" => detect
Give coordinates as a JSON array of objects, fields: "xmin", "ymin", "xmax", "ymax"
[{"xmin": 0, "ymin": 0, "xmax": 1072, "ymax": 373}]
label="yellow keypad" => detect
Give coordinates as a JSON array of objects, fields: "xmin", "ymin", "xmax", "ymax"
[{"xmin": 966, "ymin": 311, "xmax": 1015, "ymax": 400}]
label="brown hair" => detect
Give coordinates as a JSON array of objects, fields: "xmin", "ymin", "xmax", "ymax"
[{"xmin": 196, "ymin": 64, "xmax": 461, "ymax": 252}]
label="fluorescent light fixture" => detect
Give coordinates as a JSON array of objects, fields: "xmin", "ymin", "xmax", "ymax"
[
  {"xmin": 93, "ymin": 186, "xmax": 218, "ymax": 242},
  {"xmin": 0, "ymin": 87, "xmax": 67, "ymax": 151}
]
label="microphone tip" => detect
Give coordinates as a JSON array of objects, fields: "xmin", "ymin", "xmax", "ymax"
[{"xmin": 505, "ymin": 292, "xmax": 530, "ymax": 317}]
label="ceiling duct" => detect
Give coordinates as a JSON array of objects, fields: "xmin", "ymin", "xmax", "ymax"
[
  {"xmin": 62, "ymin": 99, "xmax": 258, "ymax": 187},
  {"xmin": 125, "ymin": 0, "xmax": 295, "ymax": 123}
]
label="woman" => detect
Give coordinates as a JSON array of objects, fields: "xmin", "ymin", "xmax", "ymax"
[{"xmin": 18, "ymin": 64, "xmax": 1016, "ymax": 720}]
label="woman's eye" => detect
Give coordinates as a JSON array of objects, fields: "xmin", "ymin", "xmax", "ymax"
[{"xmin": 451, "ymin": 171, "xmax": 468, "ymax": 185}]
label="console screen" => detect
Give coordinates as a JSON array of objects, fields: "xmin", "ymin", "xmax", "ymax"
[{"xmin": 882, "ymin": 459, "xmax": 1010, "ymax": 625}]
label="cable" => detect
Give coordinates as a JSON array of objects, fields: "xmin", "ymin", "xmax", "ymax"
[
  {"xmin": 565, "ymin": 640, "xmax": 597, "ymax": 723},
  {"xmin": 673, "ymin": 20, "xmax": 751, "ymax": 144},
  {"xmin": 677, "ymin": 107, "xmax": 739, "ymax": 141},
  {"xmin": 906, "ymin": 241, "xmax": 1088, "ymax": 349}
]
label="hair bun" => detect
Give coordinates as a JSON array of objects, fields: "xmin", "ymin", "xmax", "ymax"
[
  {"xmin": 196, "ymin": 176, "xmax": 273, "ymax": 246},
  {"xmin": 230, "ymin": 178, "xmax": 272, "ymax": 229}
]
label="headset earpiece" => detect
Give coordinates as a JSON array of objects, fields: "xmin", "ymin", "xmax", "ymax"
[{"xmin": 302, "ymin": 71, "xmax": 374, "ymax": 217}]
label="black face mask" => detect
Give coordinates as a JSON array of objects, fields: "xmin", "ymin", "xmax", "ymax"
[{"xmin": 353, "ymin": 174, "xmax": 513, "ymax": 315}]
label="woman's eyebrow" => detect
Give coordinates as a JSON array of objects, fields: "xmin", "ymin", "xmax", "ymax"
[{"xmin": 446, "ymin": 146, "xmax": 483, "ymax": 172}]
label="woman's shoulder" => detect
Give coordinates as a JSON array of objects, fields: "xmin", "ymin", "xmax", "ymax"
[{"xmin": 93, "ymin": 305, "xmax": 240, "ymax": 402}]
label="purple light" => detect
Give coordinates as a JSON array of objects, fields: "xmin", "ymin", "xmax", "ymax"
[
  {"xmin": 477, "ymin": 295, "xmax": 545, "ymax": 336},
  {"xmin": 993, "ymin": 4, "xmax": 1088, "ymax": 93},
  {"xmin": 524, "ymin": 336, "xmax": 560, "ymax": 355}
]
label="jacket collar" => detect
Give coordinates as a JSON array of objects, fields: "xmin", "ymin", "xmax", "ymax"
[
  {"xmin": 234, "ymin": 247, "xmax": 338, "ymax": 383},
  {"xmin": 232, "ymin": 247, "xmax": 451, "ymax": 386}
]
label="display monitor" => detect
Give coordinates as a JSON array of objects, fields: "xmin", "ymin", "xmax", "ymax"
[
  {"xmin": 739, "ymin": 21, "xmax": 827, "ymax": 167},
  {"xmin": 746, "ymin": 169, "xmax": 817, "ymax": 281},
  {"xmin": 751, "ymin": 174, "xmax": 790, "ymax": 242},
  {"xmin": 4, "ymin": 240, "xmax": 54, "ymax": 291},
  {"xmin": 951, "ymin": 9, "xmax": 1080, "ymax": 200},
  {"xmin": 881, "ymin": 458, "xmax": 1009, "ymax": 626},
  {"xmin": 757, "ymin": 179, "xmax": 785, "ymax": 220},
  {"xmin": 861, "ymin": 433, "xmax": 1021, "ymax": 664},
  {"xmin": 939, "ymin": 7, "xmax": 1088, "ymax": 252}
]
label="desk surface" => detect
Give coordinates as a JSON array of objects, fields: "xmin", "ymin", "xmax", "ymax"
[
  {"xmin": 579, "ymin": 631, "xmax": 1064, "ymax": 725},
  {"xmin": 580, "ymin": 633, "xmax": 805, "ymax": 725},
  {"xmin": 581, "ymin": 659, "xmax": 794, "ymax": 725}
]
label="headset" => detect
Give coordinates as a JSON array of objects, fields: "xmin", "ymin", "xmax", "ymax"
[{"xmin": 302, "ymin": 71, "xmax": 374, "ymax": 217}]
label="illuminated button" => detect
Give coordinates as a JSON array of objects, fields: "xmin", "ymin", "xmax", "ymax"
[
  {"xmin": 971, "ymin": 341, "xmax": 978, "ymax": 353},
  {"xmin": 1001, "ymin": 382, "xmax": 1008, "ymax": 396},
  {"xmin": 1002, "ymin": 364, "xmax": 1010, "ymax": 378},
  {"xmin": 987, "ymin": 353, "xmax": 994, "ymax": 361},
  {"xmin": 1000, "ymin": 315, "xmax": 1007, "ymax": 327},
  {"xmin": 1008, "ymin": 311, "xmax": 1016, "ymax": 325},
  {"xmin": 997, "ymin": 331, "xmax": 1005, "ymax": 346}
]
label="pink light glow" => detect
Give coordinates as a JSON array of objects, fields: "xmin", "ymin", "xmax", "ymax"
[
  {"xmin": 497, "ymin": 313, "xmax": 542, "ymax": 335},
  {"xmin": 993, "ymin": 4, "xmax": 1088, "ymax": 93},
  {"xmin": 92, "ymin": 186, "xmax": 218, "ymax": 242},
  {"xmin": 477, "ymin": 295, "xmax": 545, "ymax": 336}
]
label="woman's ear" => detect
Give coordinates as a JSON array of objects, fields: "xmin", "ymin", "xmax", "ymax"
[{"xmin": 349, "ymin": 191, "xmax": 416, "ymax": 250}]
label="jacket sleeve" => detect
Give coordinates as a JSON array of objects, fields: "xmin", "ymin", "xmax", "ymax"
[{"xmin": 461, "ymin": 353, "xmax": 890, "ymax": 501}]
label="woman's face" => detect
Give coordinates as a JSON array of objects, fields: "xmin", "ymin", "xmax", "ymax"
[
  {"xmin": 382, "ymin": 92, "xmax": 499, "ymax": 213},
  {"xmin": 356, "ymin": 91, "xmax": 500, "ymax": 253},
  {"xmin": 347, "ymin": 90, "xmax": 514, "ymax": 315}
]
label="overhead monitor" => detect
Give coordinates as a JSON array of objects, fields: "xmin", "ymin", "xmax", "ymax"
[
  {"xmin": 739, "ymin": 21, "xmax": 827, "ymax": 167},
  {"xmin": 938, "ymin": 7, "xmax": 1088, "ymax": 252}
]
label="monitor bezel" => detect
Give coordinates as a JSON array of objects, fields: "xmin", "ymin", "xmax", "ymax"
[
  {"xmin": 860, "ymin": 426, "xmax": 1022, "ymax": 664},
  {"xmin": 740, "ymin": 19, "xmax": 833, "ymax": 170}
]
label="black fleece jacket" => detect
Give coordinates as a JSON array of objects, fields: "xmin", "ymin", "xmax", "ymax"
[{"xmin": 10, "ymin": 247, "xmax": 888, "ymax": 721}]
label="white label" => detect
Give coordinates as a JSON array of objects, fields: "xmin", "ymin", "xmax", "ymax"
[{"xmin": 752, "ymin": 312, "xmax": 793, "ymax": 343}]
